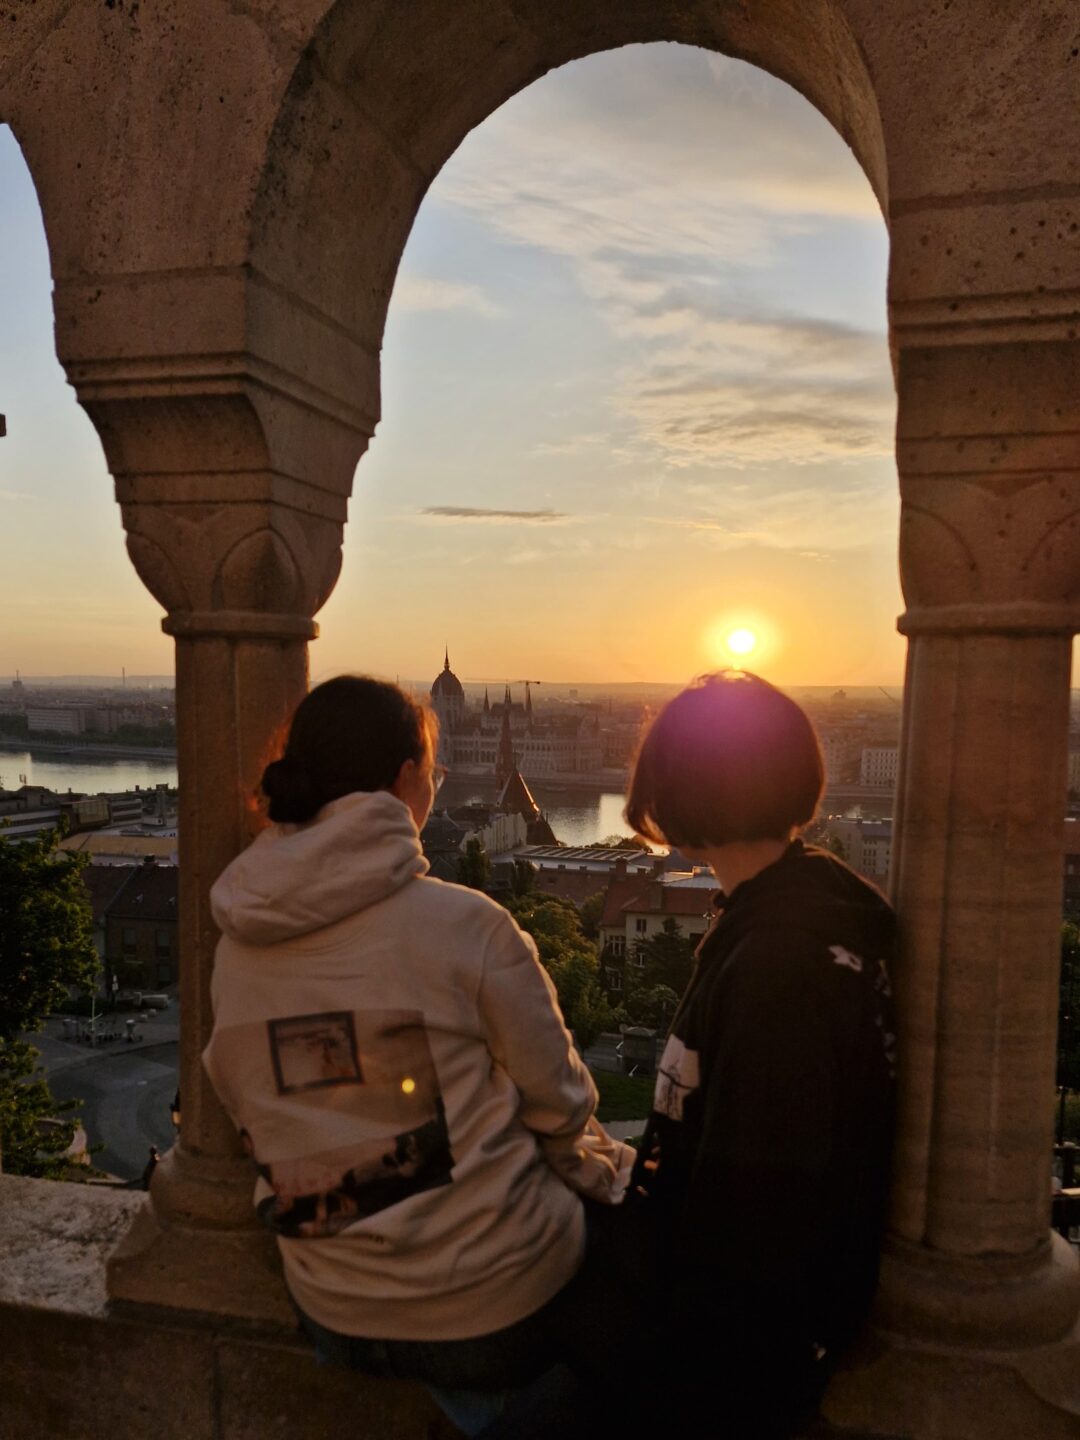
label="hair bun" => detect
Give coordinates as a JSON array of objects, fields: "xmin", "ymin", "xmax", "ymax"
[{"xmin": 261, "ymin": 756, "xmax": 318, "ymax": 824}]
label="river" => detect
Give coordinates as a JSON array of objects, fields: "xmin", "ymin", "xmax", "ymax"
[
  {"xmin": 1, "ymin": 749, "xmax": 632, "ymax": 846},
  {"xmin": 526, "ymin": 788, "xmax": 633, "ymax": 847},
  {"xmin": 0, "ymin": 750, "xmax": 179, "ymax": 795}
]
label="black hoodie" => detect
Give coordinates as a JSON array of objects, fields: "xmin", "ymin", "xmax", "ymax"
[{"xmin": 630, "ymin": 840, "xmax": 897, "ymax": 1367}]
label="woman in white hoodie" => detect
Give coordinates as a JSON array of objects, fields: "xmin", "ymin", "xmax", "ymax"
[{"xmin": 203, "ymin": 676, "xmax": 631, "ymax": 1434}]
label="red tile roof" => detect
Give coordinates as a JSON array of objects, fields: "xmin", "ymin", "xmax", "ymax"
[
  {"xmin": 599, "ymin": 875, "xmax": 716, "ymax": 928},
  {"xmin": 599, "ymin": 875, "xmax": 650, "ymax": 928}
]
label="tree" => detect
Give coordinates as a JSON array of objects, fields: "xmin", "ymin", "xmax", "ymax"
[
  {"xmin": 504, "ymin": 894, "xmax": 616, "ymax": 1048},
  {"xmin": 636, "ymin": 917, "xmax": 696, "ymax": 995},
  {"xmin": 508, "ymin": 858, "xmax": 536, "ymax": 900},
  {"xmin": 456, "ymin": 838, "xmax": 490, "ymax": 892},
  {"xmin": 622, "ymin": 979, "xmax": 680, "ymax": 1030},
  {"xmin": 579, "ymin": 890, "xmax": 605, "ymax": 942},
  {"xmin": 0, "ymin": 827, "xmax": 99, "ymax": 1176},
  {"xmin": 600, "ymin": 833, "xmax": 652, "ymax": 852},
  {"xmin": 822, "ymin": 831, "xmax": 848, "ymax": 862}
]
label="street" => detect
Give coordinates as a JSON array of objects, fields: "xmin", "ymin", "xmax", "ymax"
[
  {"xmin": 47, "ymin": 1043, "xmax": 178, "ymax": 1181},
  {"xmin": 31, "ymin": 1016, "xmax": 179, "ymax": 1182}
]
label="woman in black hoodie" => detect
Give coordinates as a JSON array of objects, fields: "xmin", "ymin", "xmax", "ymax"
[{"xmin": 527, "ymin": 671, "xmax": 897, "ymax": 1440}]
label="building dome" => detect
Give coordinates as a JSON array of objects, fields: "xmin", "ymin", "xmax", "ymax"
[{"xmin": 431, "ymin": 649, "xmax": 464, "ymax": 701}]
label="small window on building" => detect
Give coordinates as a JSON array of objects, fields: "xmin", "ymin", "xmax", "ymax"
[
  {"xmin": 122, "ymin": 926, "xmax": 137, "ymax": 953},
  {"xmin": 634, "ymin": 917, "xmax": 647, "ymax": 935},
  {"xmin": 155, "ymin": 928, "xmax": 171, "ymax": 955}
]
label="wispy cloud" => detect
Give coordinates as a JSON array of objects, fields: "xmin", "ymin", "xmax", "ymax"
[
  {"xmin": 431, "ymin": 47, "xmax": 892, "ymax": 472},
  {"xmin": 438, "ymin": 50, "xmax": 878, "ymax": 268},
  {"xmin": 0, "ymin": 489, "xmax": 31, "ymax": 502},
  {"xmin": 393, "ymin": 276, "xmax": 500, "ymax": 318},
  {"xmin": 641, "ymin": 469, "xmax": 898, "ymax": 552},
  {"xmin": 420, "ymin": 506, "xmax": 568, "ymax": 524}
]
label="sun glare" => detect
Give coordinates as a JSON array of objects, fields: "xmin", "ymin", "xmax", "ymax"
[
  {"xmin": 726, "ymin": 628, "xmax": 758, "ymax": 658},
  {"xmin": 703, "ymin": 615, "xmax": 776, "ymax": 673}
]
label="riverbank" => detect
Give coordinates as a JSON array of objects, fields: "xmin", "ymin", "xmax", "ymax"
[
  {"xmin": 0, "ymin": 737, "xmax": 177, "ymax": 762},
  {"xmin": 443, "ymin": 767, "xmax": 631, "ymax": 796}
]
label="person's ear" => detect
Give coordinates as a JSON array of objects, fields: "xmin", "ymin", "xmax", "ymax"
[{"xmin": 390, "ymin": 757, "xmax": 417, "ymax": 801}]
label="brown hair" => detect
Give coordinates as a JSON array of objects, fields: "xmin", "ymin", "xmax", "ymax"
[
  {"xmin": 261, "ymin": 676, "xmax": 437, "ymax": 824},
  {"xmin": 625, "ymin": 671, "xmax": 824, "ymax": 849}
]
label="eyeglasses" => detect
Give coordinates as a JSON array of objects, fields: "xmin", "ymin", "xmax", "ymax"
[{"xmin": 433, "ymin": 765, "xmax": 449, "ymax": 793}]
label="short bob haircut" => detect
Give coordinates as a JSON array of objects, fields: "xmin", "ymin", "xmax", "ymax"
[
  {"xmin": 625, "ymin": 671, "xmax": 824, "ymax": 849},
  {"xmin": 261, "ymin": 676, "xmax": 438, "ymax": 825}
]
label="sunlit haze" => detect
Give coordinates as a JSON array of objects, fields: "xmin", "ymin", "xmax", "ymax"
[{"xmin": 1, "ymin": 45, "xmax": 933, "ymax": 685}]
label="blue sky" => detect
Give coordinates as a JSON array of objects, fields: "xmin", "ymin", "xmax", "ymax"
[{"xmin": 1, "ymin": 43, "xmax": 918, "ymax": 686}]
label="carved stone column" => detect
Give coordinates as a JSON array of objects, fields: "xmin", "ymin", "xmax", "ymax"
[
  {"xmin": 825, "ymin": 337, "xmax": 1080, "ymax": 1436},
  {"xmin": 70, "ymin": 379, "xmax": 369, "ymax": 1323}
]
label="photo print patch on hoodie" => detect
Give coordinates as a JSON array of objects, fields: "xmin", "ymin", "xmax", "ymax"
[{"xmin": 210, "ymin": 1007, "xmax": 455, "ymax": 1238}]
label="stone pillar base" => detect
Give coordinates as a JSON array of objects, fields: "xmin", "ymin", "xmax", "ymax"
[
  {"xmin": 824, "ymin": 1321, "xmax": 1080, "ymax": 1439},
  {"xmin": 107, "ymin": 1201, "xmax": 295, "ymax": 1329}
]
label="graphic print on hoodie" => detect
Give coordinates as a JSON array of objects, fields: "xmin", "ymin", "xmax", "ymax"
[{"xmin": 211, "ymin": 1006, "xmax": 454, "ymax": 1238}]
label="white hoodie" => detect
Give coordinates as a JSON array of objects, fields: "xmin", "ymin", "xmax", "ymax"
[{"xmin": 203, "ymin": 791, "xmax": 632, "ymax": 1341}]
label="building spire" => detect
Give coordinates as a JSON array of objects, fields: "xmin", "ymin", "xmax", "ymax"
[
  {"xmin": 495, "ymin": 697, "xmax": 515, "ymax": 786},
  {"xmin": 444, "ymin": 644, "xmax": 450, "ymax": 671},
  {"xmin": 483, "ymin": 687, "xmax": 490, "ymax": 714},
  {"xmin": 525, "ymin": 681, "xmax": 533, "ymax": 723}
]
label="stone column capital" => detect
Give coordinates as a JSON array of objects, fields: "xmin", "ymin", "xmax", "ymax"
[
  {"xmin": 894, "ymin": 338, "xmax": 1080, "ymax": 629},
  {"xmin": 76, "ymin": 383, "xmax": 369, "ymax": 635}
]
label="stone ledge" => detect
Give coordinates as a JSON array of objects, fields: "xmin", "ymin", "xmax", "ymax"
[
  {"xmin": 0, "ymin": 1175, "xmax": 446, "ymax": 1440},
  {"xmin": 0, "ymin": 1175, "xmax": 902, "ymax": 1439},
  {"xmin": 0, "ymin": 1173, "xmax": 144, "ymax": 1317}
]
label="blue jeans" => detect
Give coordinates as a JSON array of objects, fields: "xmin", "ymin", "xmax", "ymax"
[{"xmin": 294, "ymin": 1298, "xmax": 563, "ymax": 1437}]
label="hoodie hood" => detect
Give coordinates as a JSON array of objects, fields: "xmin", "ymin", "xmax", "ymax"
[{"xmin": 210, "ymin": 790, "xmax": 428, "ymax": 945}]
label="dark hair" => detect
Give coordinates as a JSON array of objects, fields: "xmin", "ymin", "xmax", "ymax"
[
  {"xmin": 261, "ymin": 676, "xmax": 437, "ymax": 825},
  {"xmin": 624, "ymin": 671, "xmax": 824, "ymax": 848}
]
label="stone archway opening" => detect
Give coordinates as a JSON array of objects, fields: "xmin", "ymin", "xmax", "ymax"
[{"xmin": 314, "ymin": 42, "xmax": 900, "ymax": 697}]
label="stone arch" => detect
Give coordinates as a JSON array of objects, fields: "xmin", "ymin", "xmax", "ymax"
[{"xmin": 249, "ymin": 0, "xmax": 888, "ymax": 437}]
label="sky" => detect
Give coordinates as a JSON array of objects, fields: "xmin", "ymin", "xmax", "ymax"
[{"xmin": 1, "ymin": 43, "xmax": 914, "ymax": 688}]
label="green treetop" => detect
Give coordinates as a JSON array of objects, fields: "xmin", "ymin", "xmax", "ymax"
[
  {"xmin": 503, "ymin": 893, "xmax": 616, "ymax": 1049},
  {"xmin": 0, "ymin": 827, "xmax": 99, "ymax": 1176}
]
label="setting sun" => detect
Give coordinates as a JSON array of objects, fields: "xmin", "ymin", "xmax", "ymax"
[
  {"xmin": 703, "ymin": 615, "xmax": 778, "ymax": 673},
  {"xmin": 726, "ymin": 628, "xmax": 758, "ymax": 658}
]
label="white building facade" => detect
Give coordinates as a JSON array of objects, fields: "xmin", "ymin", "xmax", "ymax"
[{"xmin": 860, "ymin": 745, "xmax": 900, "ymax": 787}]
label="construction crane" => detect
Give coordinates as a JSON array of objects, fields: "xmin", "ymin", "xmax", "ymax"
[
  {"xmin": 878, "ymin": 687, "xmax": 902, "ymax": 708},
  {"xmin": 463, "ymin": 678, "xmax": 544, "ymax": 687}
]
